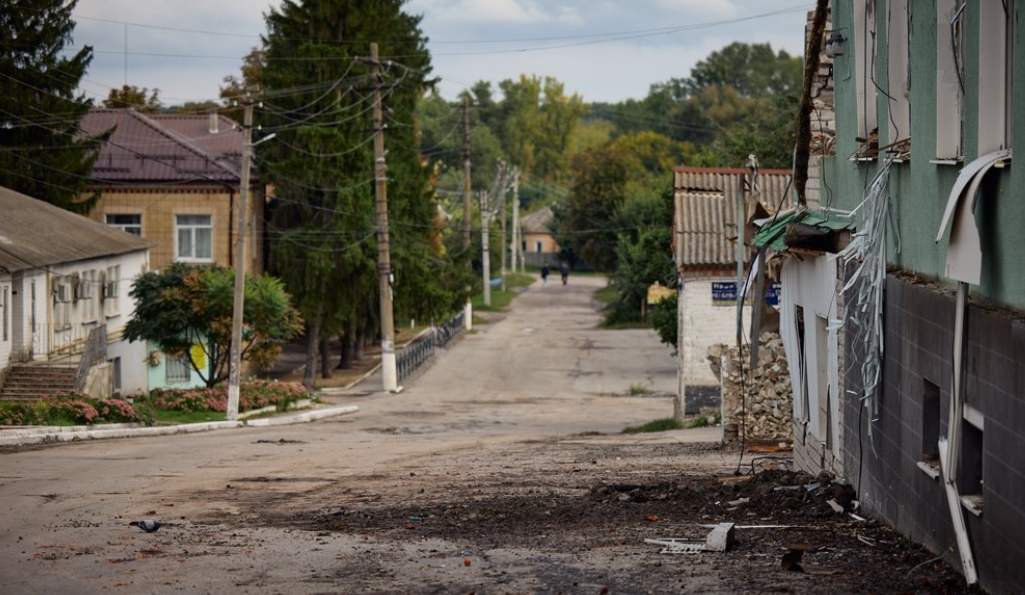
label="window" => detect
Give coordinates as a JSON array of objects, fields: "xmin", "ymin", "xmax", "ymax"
[
  {"xmin": 104, "ymin": 265, "xmax": 121, "ymax": 317},
  {"xmin": 936, "ymin": 0, "xmax": 965, "ymax": 161},
  {"xmin": 918, "ymin": 379, "xmax": 942, "ymax": 479},
  {"xmin": 81, "ymin": 269, "xmax": 98, "ymax": 323},
  {"xmin": 960, "ymin": 418, "xmax": 984, "ymax": 516},
  {"xmin": 887, "ymin": 0, "xmax": 911, "ymax": 149},
  {"xmin": 534, "ymin": 240, "xmax": 543, "ymax": 253},
  {"xmin": 176, "ymin": 214, "xmax": 213, "ymax": 262},
  {"xmin": 53, "ymin": 275, "xmax": 71, "ymax": 330},
  {"xmin": 854, "ymin": 0, "xmax": 879, "ymax": 155},
  {"xmin": 106, "ymin": 213, "xmax": 142, "ymax": 235},
  {"xmin": 166, "ymin": 352, "xmax": 191, "ymax": 384},
  {"xmin": 979, "ymin": 0, "xmax": 1014, "ymax": 153},
  {"xmin": 110, "ymin": 356, "xmax": 122, "ymax": 397}
]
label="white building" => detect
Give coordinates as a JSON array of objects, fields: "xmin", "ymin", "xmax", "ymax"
[{"xmin": 0, "ymin": 185, "xmax": 151, "ymax": 397}]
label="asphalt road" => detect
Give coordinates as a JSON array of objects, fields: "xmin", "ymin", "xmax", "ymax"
[{"xmin": 0, "ymin": 275, "xmax": 719, "ymax": 594}]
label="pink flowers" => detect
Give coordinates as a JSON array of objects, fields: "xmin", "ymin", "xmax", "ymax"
[{"xmin": 145, "ymin": 381, "xmax": 311, "ymax": 414}]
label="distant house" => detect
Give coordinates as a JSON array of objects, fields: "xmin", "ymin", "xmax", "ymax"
[
  {"xmin": 672, "ymin": 167, "xmax": 792, "ymax": 393},
  {"xmin": 79, "ymin": 109, "xmax": 265, "ymax": 275},
  {"xmin": 519, "ymin": 207, "xmax": 561, "ymax": 267},
  {"xmin": 0, "ymin": 185, "xmax": 151, "ymax": 398}
]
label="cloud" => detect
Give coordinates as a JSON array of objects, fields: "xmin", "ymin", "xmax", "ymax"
[
  {"xmin": 408, "ymin": 0, "xmax": 581, "ymax": 25},
  {"xmin": 654, "ymin": 0, "xmax": 738, "ymax": 18}
]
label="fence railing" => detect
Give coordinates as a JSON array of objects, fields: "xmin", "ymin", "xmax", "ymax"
[
  {"xmin": 395, "ymin": 311, "xmax": 466, "ymax": 382},
  {"xmin": 32, "ymin": 323, "xmax": 91, "ymax": 361}
]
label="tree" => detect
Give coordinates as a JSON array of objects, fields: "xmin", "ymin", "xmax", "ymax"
[
  {"xmin": 0, "ymin": 0, "xmax": 108, "ymax": 214},
  {"xmin": 103, "ymin": 85, "xmax": 162, "ymax": 112},
  {"xmin": 123, "ymin": 264, "xmax": 303, "ymax": 387},
  {"xmin": 257, "ymin": 0, "xmax": 441, "ymax": 387}
]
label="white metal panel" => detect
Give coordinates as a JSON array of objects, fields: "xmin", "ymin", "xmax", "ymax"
[{"xmin": 978, "ymin": 1, "xmax": 1010, "ymax": 154}]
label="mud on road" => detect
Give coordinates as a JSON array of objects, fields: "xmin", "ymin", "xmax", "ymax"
[{"xmin": 179, "ymin": 436, "xmax": 968, "ymax": 595}]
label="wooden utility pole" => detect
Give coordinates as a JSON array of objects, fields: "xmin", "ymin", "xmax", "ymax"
[
  {"xmin": 226, "ymin": 99, "xmax": 252, "ymax": 421},
  {"xmin": 512, "ymin": 168, "xmax": 523, "ymax": 273},
  {"xmin": 497, "ymin": 161, "xmax": 508, "ymax": 291},
  {"xmin": 480, "ymin": 189, "xmax": 492, "ymax": 307},
  {"xmin": 462, "ymin": 95, "xmax": 473, "ymax": 330},
  {"xmin": 371, "ymin": 42, "xmax": 398, "ymax": 392}
]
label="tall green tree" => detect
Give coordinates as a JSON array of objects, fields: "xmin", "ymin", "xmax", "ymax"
[
  {"xmin": 0, "ymin": 0, "xmax": 107, "ymax": 213},
  {"xmin": 123, "ymin": 264, "xmax": 303, "ymax": 388},
  {"xmin": 257, "ymin": 0, "xmax": 447, "ymax": 387}
]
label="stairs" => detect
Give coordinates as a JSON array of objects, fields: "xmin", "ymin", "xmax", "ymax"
[{"xmin": 0, "ymin": 362, "xmax": 79, "ymax": 402}]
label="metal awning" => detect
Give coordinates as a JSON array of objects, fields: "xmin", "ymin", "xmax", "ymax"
[{"xmin": 752, "ymin": 210, "xmax": 854, "ymax": 252}]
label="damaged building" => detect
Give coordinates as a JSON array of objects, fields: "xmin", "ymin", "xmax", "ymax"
[{"xmin": 752, "ymin": 2, "xmax": 1025, "ymax": 592}]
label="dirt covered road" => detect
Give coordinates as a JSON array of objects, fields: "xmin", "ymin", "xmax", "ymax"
[{"xmin": 0, "ymin": 276, "xmax": 967, "ymax": 594}]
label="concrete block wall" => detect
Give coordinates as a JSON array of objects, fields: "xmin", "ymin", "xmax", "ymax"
[{"xmin": 842, "ymin": 276, "xmax": 1025, "ymax": 593}]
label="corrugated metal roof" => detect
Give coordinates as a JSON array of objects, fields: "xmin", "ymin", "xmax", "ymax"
[
  {"xmin": 80, "ymin": 109, "xmax": 241, "ymax": 184},
  {"xmin": 673, "ymin": 168, "xmax": 793, "ymax": 268},
  {"xmin": 0, "ymin": 185, "xmax": 151, "ymax": 273}
]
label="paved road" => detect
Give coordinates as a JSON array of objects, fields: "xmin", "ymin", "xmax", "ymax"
[{"xmin": 0, "ymin": 275, "xmax": 717, "ymax": 594}]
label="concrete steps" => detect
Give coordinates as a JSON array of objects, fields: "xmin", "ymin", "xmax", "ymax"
[{"xmin": 0, "ymin": 362, "xmax": 78, "ymax": 401}]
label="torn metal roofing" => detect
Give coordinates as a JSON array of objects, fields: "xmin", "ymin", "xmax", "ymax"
[
  {"xmin": 0, "ymin": 185, "xmax": 151, "ymax": 273},
  {"xmin": 80, "ymin": 109, "xmax": 242, "ymax": 184},
  {"xmin": 753, "ymin": 210, "xmax": 854, "ymax": 252}
]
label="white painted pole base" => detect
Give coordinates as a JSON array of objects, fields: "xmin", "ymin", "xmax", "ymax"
[
  {"xmin": 464, "ymin": 301, "xmax": 473, "ymax": 331},
  {"xmin": 381, "ymin": 350, "xmax": 398, "ymax": 393},
  {"xmin": 226, "ymin": 385, "xmax": 240, "ymax": 421}
]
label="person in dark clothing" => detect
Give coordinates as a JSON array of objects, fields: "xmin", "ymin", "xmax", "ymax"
[
  {"xmin": 559, "ymin": 262, "xmax": 569, "ymax": 285},
  {"xmin": 541, "ymin": 264, "xmax": 550, "ymax": 286}
]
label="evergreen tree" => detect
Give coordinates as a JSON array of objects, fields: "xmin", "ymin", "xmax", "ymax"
[
  {"xmin": 0, "ymin": 0, "xmax": 107, "ymax": 213},
  {"xmin": 257, "ymin": 0, "xmax": 456, "ymax": 386}
]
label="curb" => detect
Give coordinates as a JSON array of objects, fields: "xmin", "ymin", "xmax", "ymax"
[{"xmin": 0, "ymin": 404, "xmax": 360, "ymax": 447}]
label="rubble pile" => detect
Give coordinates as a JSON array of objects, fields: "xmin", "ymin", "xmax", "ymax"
[{"xmin": 708, "ymin": 332, "xmax": 794, "ymax": 444}]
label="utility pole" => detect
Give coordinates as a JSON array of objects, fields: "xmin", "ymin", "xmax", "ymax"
[
  {"xmin": 511, "ymin": 168, "xmax": 523, "ymax": 273},
  {"xmin": 480, "ymin": 189, "xmax": 492, "ymax": 307},
  {"xmin": 226, "ymin": 99, "xmax": 253, "ymax": 421},
  {"xmin": 462, "ymin": 95, "xmax": 473, "ymax": 330},
  {"xmin": 497, "ymin": 161, "xmax": 508, "ymax": 292},
  {"xmin": 371, "ymin": 42, "xmax": 398, "ymax": 392}
]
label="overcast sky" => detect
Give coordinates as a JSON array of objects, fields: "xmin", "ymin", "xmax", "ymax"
[{"xmin": 69, "ymin": 0, "xmax": 812, "ymax": 106}]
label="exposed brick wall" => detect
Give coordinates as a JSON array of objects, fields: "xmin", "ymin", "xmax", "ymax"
[{"xmin": 843, "ymin": 276, "xmax": 1025, "ymax": 593}]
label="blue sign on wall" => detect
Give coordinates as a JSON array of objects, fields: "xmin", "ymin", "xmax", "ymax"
[{"xmin": 711, "ymin": 281, "xmax": 782, "ymax": 306}]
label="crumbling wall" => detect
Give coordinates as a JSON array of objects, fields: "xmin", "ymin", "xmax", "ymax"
[{"xmin": 708, "ymin": 332, "xmax": 793, "ymax": 444}]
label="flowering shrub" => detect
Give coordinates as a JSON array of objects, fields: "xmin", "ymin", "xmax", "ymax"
[
  {"xmin": 0, "ymin": 392, "xmax": 141, "ymax": 426},
  {"xmin": 144, "ymin": 381, "xmax": 312, "ymax": 414}
]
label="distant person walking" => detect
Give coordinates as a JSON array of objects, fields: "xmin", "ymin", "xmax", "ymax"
[
  {"xmin": 541, "ymin": 264, "xmax": 550, "ymax": 286},
  {"xmin": 559, "ymin": 262, "xmax": 569, "ymax": 285}
]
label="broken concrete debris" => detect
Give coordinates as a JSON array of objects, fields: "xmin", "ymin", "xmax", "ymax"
[{"xmin": 709, "ymin": 332, "xmax": 794, "ymax": 445}]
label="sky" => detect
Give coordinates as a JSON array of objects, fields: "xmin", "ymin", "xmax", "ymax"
[{"xmin": 68, "ymin": 0, "xmax": 812, "ymax": 107}]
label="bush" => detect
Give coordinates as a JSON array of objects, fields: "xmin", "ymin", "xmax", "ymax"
[
  {"xmin": 141, "ymin": 381, "xmax": 313, "ymax": 414},
  {"xmin": 0, "ymin": 392, "xmax": 141, "ymax": 426}
]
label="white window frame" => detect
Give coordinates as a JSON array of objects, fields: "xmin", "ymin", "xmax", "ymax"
[
  {"xmin": 887, "ymin": 0, "xmax": 911, "ymax": 150},
  {"xmin": 534, "ymin": 240, "xmax": 543, "ymax": 253},
  {"xmin": 53, "ymin": 275, "xmax": 72, "ymax": 330},
  {"xmin": 855, "ymin": 0, "xmax": 879, "ymax": 152},
  {"xmin": 978, "ymin": 0, "xmax": 1014, "ymax": 154},
  {"xmin": 104, "ymin": 264, "xmax": 121, "ymax": 318},
  {"xmin": 106, "ymin": 213, "xmax": 142, "ymax": 236},
  {"xmin": 81, "ymin": 269, "xmax": 98, "ymax": 323},
  {"xmin": 936, "ymin": 0, "xmax": 965, "ymax": 161},
  {"xmin": 175, "ymin": 214, "xmax": 213, "ymax": 263}
]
